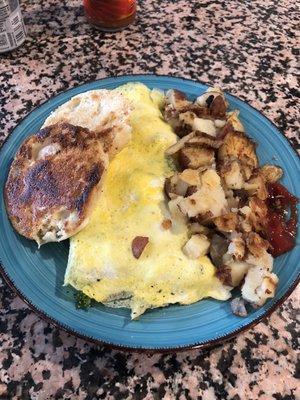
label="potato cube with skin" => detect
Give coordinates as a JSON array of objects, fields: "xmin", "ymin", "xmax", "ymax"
[
  {"xmin": 245, "ymin": 232, "xmax": 269, "ymax": 258},
  {"xmin": 179, "ymin": 169, "xmax": 228, "ymax": 219},
  {"xmin": 225, "ymin": 189, "xmax": 240, "ymax": 209},
  {"xmin": 218, "ymin": 131, "xmax": 258, "ymax": 171},
  {"xmin": 178, "ymin": 111, "xmax": 197, "ymax": 129},
  {"xmin": 246, "ymin": 232, "xmax": 273, "ymax": 271},
  {"xmin": 168, "ymin": 197, "xmax": 187, "ymax": 226},
  {"xmin": 227, "ymin": 232, "xmax": 245, "ymax": 260},
  {"xmin": 192, "ymin": 118, "xmax": 217, "ymax": 136},
  {"xmin": 186, "ymin": 132, "xmax": 223, "ymax": 149},
  {"xmin": 220, "ymin": 160, "xmax": 244, "ymax": 189},
  {"xmin": 183, "ymin": 234, "xmax": 210, "ymax": 259},
  {"xmin": 239, "ymin": 196, "xmax": 268, "ymax": 233},
  {"xmin": 179, "ymin": 169, "xmax": 201, "ymax": 186},
  {"xmin": 260, "ymin": 165, "xmax": 283, "ymax": 183},
  {"xmin": 196, "ymin": 88, "xmax": 227, "ymax": 111},
  {"xmin": 196, "ymin": 89, "xmax": 221, "ymax": 106},
  {"xmin": 210, "ymin": 95, "xmax": 227, "ymax": 118},
  {"xmin": 216, "ymin": 261, "xmax": 251, "ymax": 287},
  {"xmin": 226, "ymin": 111, "xmax": 245, "ymax": 132},
  {"xmin": 209, "ymin": 234, "xmax": 229, "ymax": 267},
  {"xmin": 178, "ymin": 146, "xmax": 215, "ymax": 170},
  {"xmin": 165, "ymin": 169, "xmax": 201, "ymax": 198},
  {"xmin": 244, "ymin": 174, "xmax": 268, "ymax": 200},
  {"xmin": 214, "ymin": 119, "xmax": 227, "ymax": 128},
  {"xmin": 165, "ymin": 89, "xmax": 191, "ymax": 110},
  {"xmin": 241, "ymin": 266, "xmax": 278, "ymax": 307},
  {"xmin": 178, "ymin": 112, "xmax": 218, "ymax": 136},
  {"xmin": 190, "ymin": 222, "xmax": 211, "ymax": 235},
  {"xmin": 246, "ymin": 252, "xmax": 274, "ymax": 272},
  {"xmin": 214, "ymin": 212, "xmax": 238, "ymax": 233},
  {"xmin": 164, "ymin": 173, "xmax": 189, "ymax": 198}
]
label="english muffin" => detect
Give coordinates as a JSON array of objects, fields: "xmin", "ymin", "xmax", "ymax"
[{"xmin": 5, "ymin": 122, "xmax": 109, "ymax": 246}]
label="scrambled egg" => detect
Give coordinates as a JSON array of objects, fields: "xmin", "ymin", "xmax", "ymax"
[{"xmin": 65, "ymin": 83, "xmax": 230, "ymax": 318}]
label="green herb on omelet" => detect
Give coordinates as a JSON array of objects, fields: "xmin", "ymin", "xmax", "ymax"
[
  {"xmin": 166, "ymin": 155, "xmax": 176, "ymax": 171},
  {"xmin": 75, "ymin": 291, "xmax": 92, "ymax": 310}
]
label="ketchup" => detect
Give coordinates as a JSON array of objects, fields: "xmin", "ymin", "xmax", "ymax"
[{"xmin": 265, "ymin": 182, "xmax": 298, "ymax": 257}]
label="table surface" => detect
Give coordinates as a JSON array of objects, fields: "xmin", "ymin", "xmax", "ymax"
[{"xmin": 0, "ymin": 0, "xmax": 299, "ymax": 399}]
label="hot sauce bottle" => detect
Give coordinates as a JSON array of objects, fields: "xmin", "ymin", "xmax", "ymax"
[{"xmin": 83, "ymin": 0, "xmax": 136, "ymax": 31}]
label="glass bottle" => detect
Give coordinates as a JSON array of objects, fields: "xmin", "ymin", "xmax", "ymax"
[{"xmin": 83, "ymin": 0, "xmax": 136, "ymax": 32}]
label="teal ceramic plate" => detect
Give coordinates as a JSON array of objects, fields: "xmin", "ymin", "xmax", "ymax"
[{"xmin": 0, "ymin": 75, "xmax": 299, "ymax": 351}]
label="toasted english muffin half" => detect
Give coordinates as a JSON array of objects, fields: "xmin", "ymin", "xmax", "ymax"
[
  {"xmin": 5, "ymin": 122, "xmax": 109, "ymax": 246},
  {"xmin": 43, "ymin": 89, "xmax": 132, "ymax": 157}
]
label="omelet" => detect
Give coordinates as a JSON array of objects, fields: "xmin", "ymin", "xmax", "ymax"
[{"xmin": 65, "ymin": 83, "xmax": 230, "ymax": 318}]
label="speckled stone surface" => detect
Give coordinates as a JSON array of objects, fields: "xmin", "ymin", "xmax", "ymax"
[{"xmin": 0, "ymin": 0, "xmax": 299, "ymax": 398}]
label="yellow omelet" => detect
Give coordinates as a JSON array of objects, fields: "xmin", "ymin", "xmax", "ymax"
[{"xmin": 65, "ymin": 83, "xmax": 230, "ymax": 318}]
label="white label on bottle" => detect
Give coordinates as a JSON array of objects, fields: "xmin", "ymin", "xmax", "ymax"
[
  {"xmin": 0, "ymin": 5, "xmax": 26, "ymax": 52},
  {"xmin": 0, "ymin": 3, "xmax": 10, "ymax": 21}
]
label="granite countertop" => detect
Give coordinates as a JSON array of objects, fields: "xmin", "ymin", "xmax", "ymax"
[{"xmin": 0, "ymin": 0, "xmax": 299, "ymax": 398}]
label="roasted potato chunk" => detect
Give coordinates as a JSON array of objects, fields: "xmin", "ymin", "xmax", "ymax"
[
  {"xmin": 165, "ymin": 89, "xmax": 191, "ymax": 110},
  {"xmin": 164, "ymin": 169, "xmax": 201, "ymax": 199},
  {"xmin": 196, "ymin": 89, "xmax": 228, "ymax": 118},
  {"xmin": 164, "ymin": 173, "xmax": 189, "ymax": 198},
  {"xmin": 244, "ymin": 173, "xmax": 268, "ymax": 200},
  {"xmin": 227, "ymin": 232, "xmax": 246, "ymax": 260},
  {"xmin": 245, "ymin": 232, "xmax": 269, "ymax": 258},
  {"xmin": 220, "ymin": 160, "xmax": 245, "ymax": 190},
  {"xmin": 192, "ymin": 118, "xmax": 217, "ymax": 136},
  {"xmin": 179, "ymin": 112, "xmax": 218, "ymax": 136},
  {"xmin": 216, "ymin": 261, "xmax": 250, "ymax": 287},
  {"xmin": 241, "ymin": 266, "xmax": 278, "ymax": 307},
  {"xmin": 178, "ymin": 146, "xmax": 215, "ymax": 170},
  {"xmin": 209, "ymin": 234, "xmax": 229, "ymax": 267},
  {"xmin": 168, "ymin": 196, "xmax": 187, "ymax": 230},
  {"xmin": 186, "ymin": 132, "xmax": 223, "ymax": 149},
  {"xmin": 179, "ymin": 169, "xmax": 228, "ymax": 220},
  {"xmin": 210, "ymin": 95, "xmax": 227, "ymax": 118},
  {"xmin": 214, "ymin": 212, "xmax": 238, "ymax": 233},
  {"xmin": 239, "ymin": 196, "xmax": 268, "ymax": 233},
  {"xmin": 218, "ymin": 131, "xmax": 258, "ymax": 171},
  {"xmin": 226, "ymin": 111, "xmax": 245, "ymax": 132},
  {"xmin": 244, "ymin": 232, "xmax": 273, "ymax": 271},
  {"xmin": 178, "ymin": 111, "xmax": 197, "ymax": 129},
  {"xmin": 190, "ymin": 222, "xmax": 211, "ymax": 235},
  {"xmin": 164, "ymin": 90, "xmax": 191, "ymax": 133},
  {"xmin": 260, "ymin": 165, "xmax": 283, "ymax": 183},
  {"xmin": 164, "ymin": 90, "xmax": 213, "ymax": 136},
  {"xmin": 179, "ymin": 169, "xmax": 201, "ymax": 186},
  {"xmin": 183, "ymin": 234, "xmax": 210, "ymax": 259}
]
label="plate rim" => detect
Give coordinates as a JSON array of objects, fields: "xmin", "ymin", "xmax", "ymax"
[
  {"xmin": 0, "ymin": 73, "xmax": 299, "ymax": 352},
  {"xmin": 0, "ymin": 260, "xmax": 299, "ymax": 353}
]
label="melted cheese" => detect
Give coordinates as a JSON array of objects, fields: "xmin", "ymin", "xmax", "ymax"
[{"xmin": 65, "ymin": 83, "xmax": 230, "ymax": 318}]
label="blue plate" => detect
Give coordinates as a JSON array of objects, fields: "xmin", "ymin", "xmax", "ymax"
[{"xmin": 0, "ymin": 75, "xmax": 299, "ymax": 351}]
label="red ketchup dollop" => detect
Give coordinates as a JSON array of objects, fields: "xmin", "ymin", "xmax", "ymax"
[{"xmin": 265, "ymin": 182, "xmax": 298, "ymax": 257}]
